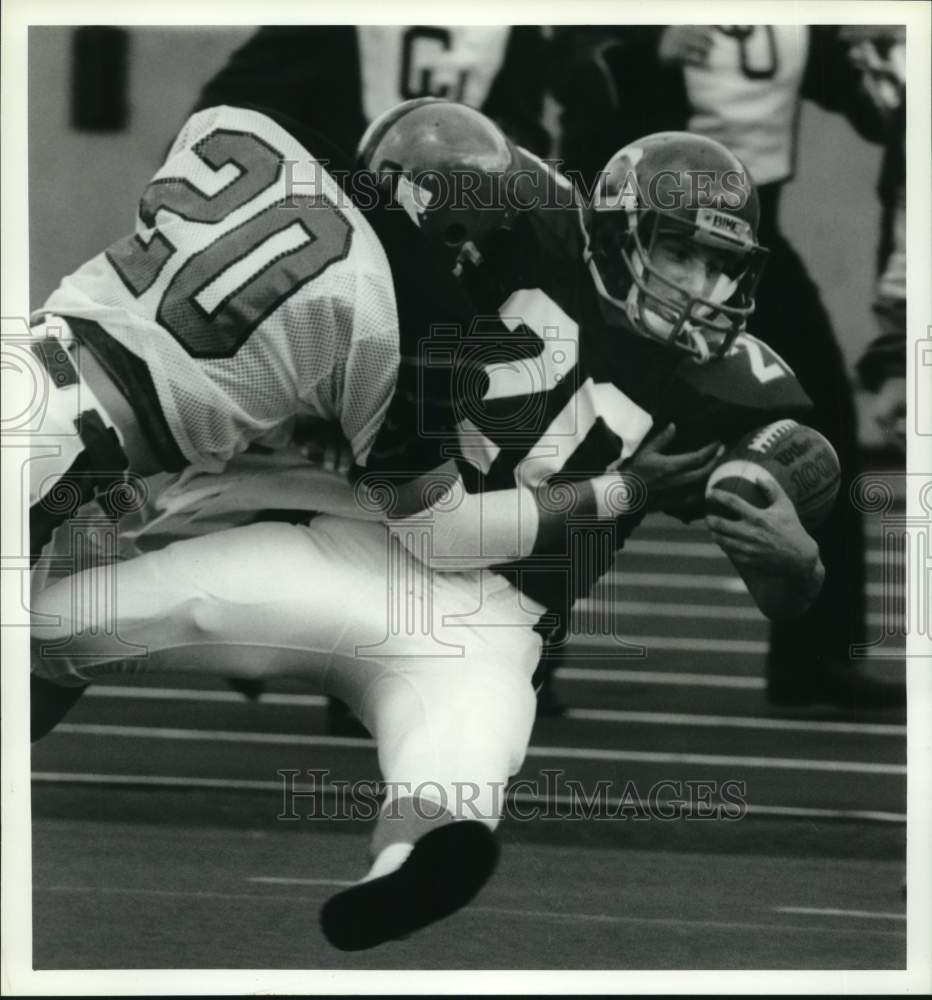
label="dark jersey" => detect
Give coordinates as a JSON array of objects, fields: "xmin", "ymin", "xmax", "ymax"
[{"xmin": 365, "ymin": 148, "xmax": 813, "ymax": 621}]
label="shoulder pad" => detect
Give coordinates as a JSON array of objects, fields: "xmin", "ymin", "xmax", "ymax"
[{"xmin": 677, "ymin": 333, "xmax": 813, "ymax": 414}]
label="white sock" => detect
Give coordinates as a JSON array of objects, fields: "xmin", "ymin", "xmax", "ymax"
[{"xmin": 362, "ymin": 841, "xmax": 414, "ymax": 882}]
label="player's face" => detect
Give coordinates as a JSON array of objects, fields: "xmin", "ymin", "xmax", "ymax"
[
  {"xmin": 646, "ymin": 234, "xmax": 729, "ymax": 300},
  {"xmin": 639, "ymin": 232, "xmax": 736, "ymax": 342}
]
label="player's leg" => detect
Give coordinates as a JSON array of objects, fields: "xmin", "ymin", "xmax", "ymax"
[
  {"xmin": 31, "ymin": 518, "xmax": 377, "ymax": 689},
  {"xmin": 33, "ymin": 512, "xmax": 545, "ymax": 946},
  {"xmin": 321, "ymin": 640, "xmax": 539, "ymax": 951},
  {"xmin": 311, "ymin": 515, "xmax": 543, "ymax": 948}
]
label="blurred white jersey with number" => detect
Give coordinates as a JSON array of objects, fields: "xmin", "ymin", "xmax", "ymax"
[{"xmin": 39, "ymin": 105, "xmax": 399, "ymax": 470}]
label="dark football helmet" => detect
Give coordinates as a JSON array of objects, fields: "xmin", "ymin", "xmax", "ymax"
[
  {"xmin": 357, "ymin": 98, "xmax": 523, "ymax": 278},
  {"xmin": 580, "ymin": 131, "xmax": 768, "ymax": 362}
]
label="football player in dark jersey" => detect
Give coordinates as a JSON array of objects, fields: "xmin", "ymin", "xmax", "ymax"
[
  {"xmin": 29, "ymin": 101, "xmax": 827, "ymax": 950},
  {"xmin": 356, "ymin": 100, "xmax": 824, "ymax": 628},
  {"xmin": 548, "ymin": 25, "xmax": 904, "ymax": 709}
]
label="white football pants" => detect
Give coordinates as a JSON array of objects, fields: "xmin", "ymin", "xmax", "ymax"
[{"xmin": 31, "ymin": 515, "xmax": 545, "ymax": 829}]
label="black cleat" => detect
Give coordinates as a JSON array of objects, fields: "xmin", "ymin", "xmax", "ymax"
[
  {"xmin": 31, "ymin": 674, "xmax": 88, "ymax": 742},
  {"xmin": 320, "ymin": 820, "xmax": 499, "ymax": 951},
  {"xmin": 768, "ymin": 662, "xmax": 906, "ymax": 711}
]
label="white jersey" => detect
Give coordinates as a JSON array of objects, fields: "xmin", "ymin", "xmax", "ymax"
[
  {"xmin": 685, "ymin": 26, "xmax": 808, "ymax": 185},
  {"xmin": 357, "ymin": 26, "xmax": 511, "ymax": 121},
  {"xmin": 40, "ymin": 105, "xmax": 400, "ymax": 470}
]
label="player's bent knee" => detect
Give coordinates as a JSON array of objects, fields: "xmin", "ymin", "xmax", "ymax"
[{"xmin": 366, "ymin": 670, "xmax": 536, "ymax": 830}]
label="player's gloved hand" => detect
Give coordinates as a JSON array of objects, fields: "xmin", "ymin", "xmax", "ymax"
[
  {"xmin": 705, "ymin": 470, "xmax": 820, "ymax": 579},
  {"xmin": 624, "ymin": 423, "xmax": 724, "ymax": 515},
  {"xmin": 658, "ymin": 26, "xmax": 715, "ymax": 67}
]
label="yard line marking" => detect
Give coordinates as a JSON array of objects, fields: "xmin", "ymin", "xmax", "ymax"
[
  {"xmin": 574, "ymin": 601, "xmax": 898, "ymax": 631},
  {"xmin": 598, "ymin": 573, "xmax": 899, "ymax": 598},
  {"xmin": 525, "ymin": 745, "xmax": 904, "ymax": 775},
  {"xmin": 564, "ymin": 708, "xmax": 905, "ymax": 736},
  {"xmin": 568, "ymin": 635, "xmax": 768, "ymax": 654},
  {"xmin": 774, "ymin": 907, "xmax": 906, "ymax": 921},
  {"xmin": 574, "ymin": 600, "xmax": 766, "ymax": 621},
  {"xmin": 44, "ymin": 725, "xmax": 907, "ymax": 775},
  {"xmin": 34, "ymin": 771, "xmax": 282, "ymax": 791},
  {"xmin": 562, "ymin": 636, "xmax": 906, "ymax": 657},
  {"xmin": 620, "ymin": 539, "xmax": 888, "ymax": 564},
  {"xmin": 87, "ymin": 686, "xmax": 328, "ymax": 707},
  {"xmin": 599, "ymin": 571, "xmax": 750, "ymax": 593},
  {"xmin": 29, "ymin": 885, "xmax": 905, "ymax": 937},
  {"xmin": 557, "ymin": 668, "xmax": 765, "ymax": 688},
  {"xmin": 464, "ymin": 906, "xmax": 904, "ymax": 937},
  {"xmin": 31, "ymin": 772, "xmax": 907, "ymax": 823},
  {"xmin": 82, "ymin": 690, "xmax": 905, "ymax": 736},
  {"xmin": 249, "ymin": 876, "xmax": 354, "ymax": 888},
  {"xmin": 53, "ymin": 722, "xmax": 372, "ymax": 749},
  {"xmin": 744, "ymin": 804, "xmax": 905, "ymax": 823}
]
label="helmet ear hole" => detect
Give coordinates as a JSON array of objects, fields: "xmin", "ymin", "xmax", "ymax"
[{"xmin": 444, "ymin": 223, "xmax": 467, "ymax": 246}]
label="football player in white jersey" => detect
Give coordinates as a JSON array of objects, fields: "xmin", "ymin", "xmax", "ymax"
[{"xmin": 28, "ymin": 102, "xmax": 826, "ymax": 950}]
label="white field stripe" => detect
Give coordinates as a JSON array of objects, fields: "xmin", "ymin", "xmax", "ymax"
[
  {"xmin": 570, "ymin": 634, "xmax": 768, "ymax": 654},
  {"xmin": 639, "ymin": 523, "xmax": 898, "ymax": 543},
  {"xmin": 54, "ymin": 722, "xmax": 372, "ymax": 749},
  {"xmin": 557, "ymin": 668, "xmax": 765, "ymax": 688},
  {"xmin": 597, "ymin": 572, "xmax": 899, "ymax": 598},
  {"xmin": 524, "ymin": 745, "xmax": 904, "ymax": 775},
  {"xmin": 249, "ymin": 876, "xmax": 353, "ymax": 888},
  {"xmin": 575, "ymin": 599, "xmax": 767, "ymax": 621},
  {"xmin": 565, "ymin": 634, "xmax": 906, "ymax": 658},
  {"xmin": 194, "ymin": 223, "xmax": 311, "ymax": 314},
  {"xmin": 600, "ymin": 571, "xmax": 749, "ymax": 593},
  {"xmin": 86, "ymin": 686, "xmax": 328, "ymax": 707},
  {"xmin": 31, "ymin": 771, "xmax": 907, "ymax": 824},
  {"xmin": 47, "ymin": 724, "xmax": 905, "ymax": 775},
  {"xmin": 84, "ymin": 688, "xmax": 904, "ymax": 736},
  {"xmin": 774, "ymin": 906, "xmax": 906, "ymax": 921},
  {"xmin": 620, "ymin": 539, "xmax": 887, "ymax": 565},
  {"xmin": 574, "ymin": 601, "xmax": 897, "ymax": 630},
  {"xmin": 565, "ymin": 708, "xmax": 905, "ymax": 736},
  {"xmin": 32, "ymin": 884, "xmax": 906, "ymax": 935},
  {"xmin": 462, "ymin": 907, "xmax": 904, "ymax": 937}
]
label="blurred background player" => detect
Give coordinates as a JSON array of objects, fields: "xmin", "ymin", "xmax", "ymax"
[
  {"xmin": 192, "ymin": 24, "xmax": 551, "ymax": 157},
  {"xmin": 548, "ymin": 24, "xmax": 905, "ymax": 709},
  {"xmin": 846, "ymin": 26, "xmax": 907, "ymax": 456}
]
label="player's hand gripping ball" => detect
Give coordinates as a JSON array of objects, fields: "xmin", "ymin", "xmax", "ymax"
[{"xmin": 704, "ymin": 420, "xmax": 841, "ymax": 530}]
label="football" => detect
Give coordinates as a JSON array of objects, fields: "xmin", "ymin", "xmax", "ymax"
[{"xmin": 705, "ymin": 419, "xmax": 841, "ymax": 530}]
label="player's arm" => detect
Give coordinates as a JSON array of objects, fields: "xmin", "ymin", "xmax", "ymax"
[
  {"xmin": 705, "ymin": 472, "xmax": 825, "ymax": 620},
  {"xmin": 362, "ymin": 460, "xmax": 646, "ymax": 571},
  {"xmin": 360, "ymin": 422, "xmax": 724, "ymax": 570}
]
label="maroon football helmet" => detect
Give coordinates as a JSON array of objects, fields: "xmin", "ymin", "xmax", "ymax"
[
  {"xmin": 581, "ymin": 131, "xmax": 768, "ymax": 361},
  {"xmin": 357, "ymin": 98, "xmax": 523, "ymax": 278}
]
